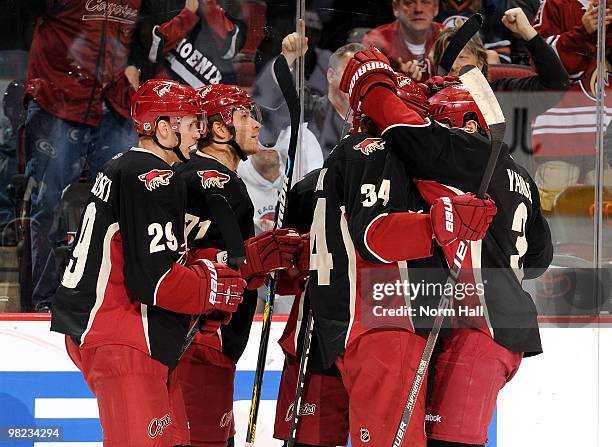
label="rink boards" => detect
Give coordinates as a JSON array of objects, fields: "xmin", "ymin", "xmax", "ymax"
[{"xmin": 0, "ymin": 315, "xmax": 611, "ymax": 447}]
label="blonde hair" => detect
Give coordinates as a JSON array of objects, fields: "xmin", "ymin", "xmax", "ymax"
[{"xmin": 432, "ymin": 26, "xmax": 488, "ymax": 78}]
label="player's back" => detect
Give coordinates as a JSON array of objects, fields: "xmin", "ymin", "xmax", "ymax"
[
  {"xmin": 480, "ymin": 147, "xmax": 552, "ymax": 354},
  {"xmin": 308, "ymin": 132, "xmax": 448, "ymax": 368},
  {"xmin": 415, "ymin": 144, "xmax": 553, "ymax": 355}
]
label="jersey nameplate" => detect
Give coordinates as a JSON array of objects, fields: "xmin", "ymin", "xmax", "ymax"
[
  {"xmin": 91, "ymin": 172, "xmax": 112, "ymax": 202},
  {"xmin": 507, "ymin": 169, "xmax": 532, "ymax": 203}
]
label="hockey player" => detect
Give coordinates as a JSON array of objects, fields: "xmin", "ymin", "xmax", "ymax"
[
  {"xmin": 174, "ymin": 83, "xmax": 302, "ymax": 447},
  {"xmin": 50, "ymin": 79, "xmax": 247, "ymax": 447},
  {"xmin": 272, "ymin": 169, "xmax": 351, "ymax": 447},
  {"xmin": 340, "ymin": 47, "xmax": 552, "ymax": 446},
  {"xmin": 301, "ymin": 49, "xmax": 498, "ymax": 446},
  {"xmin": 419, "ymin": 84, "xmax": 553, "ymax": 447}
]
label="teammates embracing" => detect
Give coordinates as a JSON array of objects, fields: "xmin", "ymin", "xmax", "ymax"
[{"xmin": 50, "ymin": 45, "xmax": 552, "ymax": 447}]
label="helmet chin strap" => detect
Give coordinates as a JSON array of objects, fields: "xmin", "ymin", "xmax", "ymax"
[
  {"xmin": 152, "ymin": 133, "xmax": 189, "ymax": 163},
  {"xmin": 212, "ymin": 138, "xmax": 248, "ymax": 161}
]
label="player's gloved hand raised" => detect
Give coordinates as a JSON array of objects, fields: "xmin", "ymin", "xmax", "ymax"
[
  {"xmin": 430, "ymin": 193, "xmax": 497, "ymax": 246},
  {"xmin": 276, "ymin": 233, "xmax": 310, "ymax": 295},
  {"xmin": 191, "ymin": 258, "xmax": 246, "ymax": 320},
  {"xmin": 424, "ymin": 76, "xmax": 461, "ymax": 95},
  {"xmin": 240, "ymin": 228, "xmax": 302, "ymax": 290},
  {"xmin": 339, "ymin": 47, "xmax": 397, "ymax": 113}
]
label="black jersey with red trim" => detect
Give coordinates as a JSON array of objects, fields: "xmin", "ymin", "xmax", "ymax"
[
  {"xmin": 50, "ymin": 148, "xmax": 209, "ymax": 368},
  {"xmin": 414, "ymin": 144, "xmax": 552, "ymax": 356},
  {"xmin": 307, "ymin": 132, "xmax": 449, "ymax": 369},
  {"xmin": 176, "ymin": 152, "xmax": 255, "ymax": 251},
  {"xmin": 175, "ymin": 151, "xmax": 257, "ymax": 363},
  {"xmin": 359, "ymin": 85, "xmax": 552, "ymax": 355}
]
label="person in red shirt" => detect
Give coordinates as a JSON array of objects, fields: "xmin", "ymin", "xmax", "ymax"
[
  {"xmin": 362, "ymin": 0, "xmax": 444, "ymax": 81},
  {"xmin": 24, "ymin": 0, "xmax": 143, "ymax": 312},
  {"xmin": 532, "ymin": 0, "xmax": 612, "ymax": 209}
]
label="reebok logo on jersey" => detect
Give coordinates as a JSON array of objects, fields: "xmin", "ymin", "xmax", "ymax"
[
  {"xmin": 138, "ymin": 169, "xmax": 174, "ymax": 191},
  {"xmin": 354, "ymin": 138, "xmax": 385, "ymax": 155},
  {"xmin": 442, "ymin": 196, "xmax": 453, "ymax": 232},
  {"xmin": 198, "ymin": 170, "xmax": 231, "ymax": 189},
  {"xmin": 148, "ymin": 414, "xmax": 172, "ymax": 438},
  {"xmin": 425, "ymin": 413, "xmax": 442, "ymax": 423}
]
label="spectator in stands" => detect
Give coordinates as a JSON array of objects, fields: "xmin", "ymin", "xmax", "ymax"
[
  {"xmin": 432, "ymin": 8, "xmax": 569, "ymax": 90},
  {"xmin": 253, "ymin": 23, "xmax": 363, "ymax": 160},
  {"xmin": 507, "ymin": 0, "xmax": 541, "ymax": 63},
  {"xmin": 435, "ymin": 0, "xmax": 509, "ymax": 62},
  {"xmin": 25, "ymin": 1, "xmax": 141, "ymax": 312},
  {"xmin": 130, "ymin": 0, "xmax": 246, "ymax": 87},
  {"xmin": 0, "ymin": 81, "xmax": 24, "ymax": 246},
  {"xmin": 532, "ymin": 0, "xmax": 612, "ymax": 209},
  {"xmin": 238, "ymin": 147, "xmax": 284, "ymax": 235},
  {"xmin": 362, "ymin": 0, "xmax": 444, "ymax": 81},
  {"xmin": 431, "ymin": 9, "xmax": 569, "ymax": 177},
  {"xmin": 302, "ymin": 10, "xmax": 333, "ymax": 96}
]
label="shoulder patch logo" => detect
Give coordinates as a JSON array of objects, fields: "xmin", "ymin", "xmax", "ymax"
[
  {"xmin": 138, "ymin": 169, "xmax": 174, "ymax": 191},
  {"xmin": 198, "ymin": 170, "xmax": 231, "ymax": 189},
  {"xmin": 354, "ymin": 138, "xmax": 385, "ymax": 155}
]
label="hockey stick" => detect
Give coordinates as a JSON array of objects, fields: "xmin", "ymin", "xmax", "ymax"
[
  {"xmin": 178, "ymin": 193, "xmax": 245, "ymax": 362},
  {"xmin": 391, "ymin": 65, "xmax": 505, "ymax": 447},
  {"xmin": 437, "ymin": 13, "xmax": 483, "ymax": 76},
  {"xmin": 286, "ymin": 307, "xmax": 313, "ymax": 447},
  {"xmin": 245, "ymin": 53, "xmax": 301, "ymax": 447}
]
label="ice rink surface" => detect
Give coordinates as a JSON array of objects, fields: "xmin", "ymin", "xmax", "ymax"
[{"xmin": 0, "ymin": 316, "xmax": 610, "ymax": 446}]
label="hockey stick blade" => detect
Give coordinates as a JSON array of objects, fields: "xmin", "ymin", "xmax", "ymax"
[
  {"xmin": 437, "ymin": 13, "xmax": 483, "ymax": 76},
  {"xmin": 245, "ymin": 53, "xmax": 302, "ymax": 447},
  {"xmin": 458, "ymin": 64, "xmax": 505, "ymax": 197},
  {"xmin": 391, "ymin": 65, "xmax": 504, "ymax": 447},
  {"xmin": 178, "ymin": 194, "xmax": 245, "ymax": 362}
]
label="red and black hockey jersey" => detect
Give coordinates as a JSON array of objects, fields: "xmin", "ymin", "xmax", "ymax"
[
  {"xmin": 414, "ymin": 144, "xmax": 553, "ymax": 356},
  {"xmin": 307, "ymin": 132, "xmax": 451, "ymax": 369},
  {"xmin": 175, "ymin": 151, "xmax": 257, "ymax": 363},
  {"xmin": 374, "ymin": 93, "xmax": 552, "ymax": 355},
  {"xmin": 51, "ymin": 148, "xmax": 216, "ymax": 368}
]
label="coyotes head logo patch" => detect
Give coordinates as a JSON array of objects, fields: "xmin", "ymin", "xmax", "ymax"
[
  {"xmin": 152, "ymin": 82, "xmax": 172, "ymax": 97},
  {"xmin": 354, "ymin": 138, "xmax": 385, "ymax": 155},
  {"xmin": 198, "ymin": 170, "xmax": 231, "ymax": 189},
  {"xmin": 138, "ymin": 169, "xmax": 174, "ymax": 191}
]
